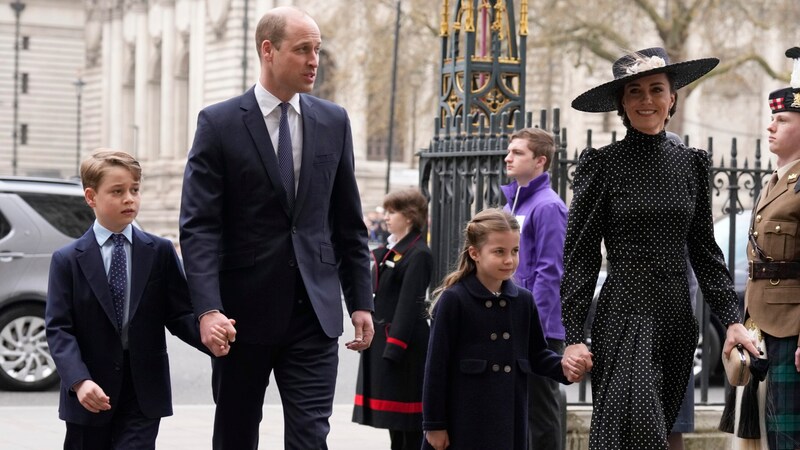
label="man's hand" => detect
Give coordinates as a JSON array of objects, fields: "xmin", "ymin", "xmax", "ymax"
[
  {"xmin": 74, "ymin": 379, "xmax": 111, "ymax": 413},
  {"xmin": 345, "ymin": 310, "xmax": 373, "ymax": 351},
  {"xmin": 200, "ymin": 311, "xmax": 237, "ymax": 357},
  {"xmin": 795, "ymin": 346, "xmax": 800, "ymax": 373}
]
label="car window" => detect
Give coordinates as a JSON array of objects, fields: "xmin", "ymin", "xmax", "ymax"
[
  {"xmin": 714, "ymin": 211, "xmax": 751, "ymax": 268},
  {"xmin": 0, "ymin": 210, "xmax": 9, "ymax": 239},
  {"xmin": 18, "ymin": 193, "xmax": 94, "ymax": 238}
]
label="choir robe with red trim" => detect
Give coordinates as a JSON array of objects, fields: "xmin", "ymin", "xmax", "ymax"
[{"xmin": 352, "ymin": 231, "xmax": 433, "ymax": 430}]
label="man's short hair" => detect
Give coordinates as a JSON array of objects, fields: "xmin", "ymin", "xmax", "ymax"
[
  {"xmin": 80, "ymin": 149, "xmax": 141, "ymax": 190},
  {"xmin": 509, "ymin": 128, "xmax": 556, "ymax": 171}
]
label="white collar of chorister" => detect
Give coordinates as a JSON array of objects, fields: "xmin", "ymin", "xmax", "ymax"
[{"xmin": 254, "ymin": 81, "xmax": 301, "ymax": 118}]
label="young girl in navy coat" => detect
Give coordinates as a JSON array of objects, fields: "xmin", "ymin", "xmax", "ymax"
[{"xmin": 422, "ymin": 208, "xmax": 571, "ymax": 450}]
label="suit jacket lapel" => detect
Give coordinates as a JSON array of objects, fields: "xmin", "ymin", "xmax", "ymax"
[
  {"xmin": 75, "ymin": 230, "xmax": 118, "ymax": 329},
  {"xmin": 128, "ymin": 228, "xmax": 154, "ymax": 321},
  {"xmin": 294, "ymin": 94, "xmax": 317, "ymax": 216},
  {"xmin": 241, "ymin": 87, "xmax": 293, "ymax": 215}
]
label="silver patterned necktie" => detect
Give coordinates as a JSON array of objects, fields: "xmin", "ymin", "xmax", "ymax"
[
  {"xmin": 108, "ymin": 233, "xmax": 127, "ymax": 331},
  {"xmin": 278, "ymin": 102, "xmax": 296, "ymax": 209}
]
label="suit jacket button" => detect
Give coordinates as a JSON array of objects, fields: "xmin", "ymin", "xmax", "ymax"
[
  {"xmin": 502, "ymin": 332, "xmax": 510, "ymax": 340},
  {"xmin": 492, "ymin": 364, "xmax": 500, "ymax": 372},
  {"xmin": 499, "ymin": 299, "xmax": 507, "ymax": 307},
  {"xmin": 292, "ymin": 226, "xmax": 297, "ymax": 234},
  {"xmin": 289, "ymin": 258, "xmax": 296, "ymax": 267},
  {"xmin": 504, "ymin": 365, "xmax": 512, "ymax": 373},
  {"xmin": 485, "ymin": 300, "xmax": 493, "ymax": 308},
  {"xmin": 490, "ymin": 333, "xmax": 498, "ymax": 341}
]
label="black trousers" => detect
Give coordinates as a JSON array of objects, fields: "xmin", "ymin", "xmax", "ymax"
[
  {"xmin": 528, "ymin": 338, "xmax": 565, "ymax": 450},
  {"xmin": 211, "ymin": 297, "xmax": 339, "ymax": 450},
  {"xmin": 64, "ymin": 352, "xmax": 160, "ymax": 450}
]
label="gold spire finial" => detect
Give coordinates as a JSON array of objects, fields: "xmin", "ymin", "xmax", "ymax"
[
  {"xmin": 440, "ymin": 0, "xmax": 449, "ymax": 36},
  {"xmin": 519, "ymin": 0, "xmax": 528, "ymax": 36}
]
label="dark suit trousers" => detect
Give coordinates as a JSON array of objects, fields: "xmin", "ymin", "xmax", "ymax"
[
  {"xmin": 64, "ymin": 352, "xmax": 160, "ymax": 450},
  {"xmin": 528, "ymin": 338, "xmax": 565, "ymax": 450},
  {"xmin": 211, "ymin": 296, "xmax": 339, "ymax": 450}
]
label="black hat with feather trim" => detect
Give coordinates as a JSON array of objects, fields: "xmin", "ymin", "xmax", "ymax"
[{"xmin": 572, "ymin": 47, "xmax": 719, "ymax": 113}]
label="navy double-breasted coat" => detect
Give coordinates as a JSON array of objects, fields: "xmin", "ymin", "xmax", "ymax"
[{"xmin": 421, "ymin": 274, "xmax": 568, "ymax": 449}]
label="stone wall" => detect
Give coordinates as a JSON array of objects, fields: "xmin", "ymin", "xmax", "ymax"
[{"xmin": 566, "ymin": 406, "xmax": 731, "ymax": 449}]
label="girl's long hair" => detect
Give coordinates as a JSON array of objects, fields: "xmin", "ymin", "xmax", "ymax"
[{"xmin": 429, "ymin": 208, "xmax": 520, "ymax": 315}]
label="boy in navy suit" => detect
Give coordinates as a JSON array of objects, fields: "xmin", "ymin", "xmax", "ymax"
[{"xmin": 45, "ymin": 149, "xmax": 232, "ymax": 449}]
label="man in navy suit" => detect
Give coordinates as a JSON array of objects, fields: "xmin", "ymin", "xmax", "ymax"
[
  {"xmin": 46, "ymin": 149, "xmax": 222, "ymax": 449},
  {"xmin": 179, "ymin": 6, "xmax": 374, "ymax": 449}
]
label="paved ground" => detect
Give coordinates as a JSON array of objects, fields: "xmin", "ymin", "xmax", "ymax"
[{"xmin": 0, "ymin": 404, "xmax": 390, "ymax": 449}]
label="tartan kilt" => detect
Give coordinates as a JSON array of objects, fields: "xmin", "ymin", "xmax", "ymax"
[{"xmin": 766, "ymin": 333, "xmax": 800, "ymax": 450}]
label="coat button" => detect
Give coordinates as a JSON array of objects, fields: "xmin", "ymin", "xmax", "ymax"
[
  {"xmin": 485, "ymin": 300, "xmax": 493, "ymax": 308},
  {"xmin": 756, "ymin": 215, "xmax": 762, "ymax": 222},
  {"xmin": 503, "ymin": 365, "xmax": 512, "ymax": 373},
  {"xmin": 492, "ymin": 364, "xmax": 500, "ymax": 372},
  {"xmin": 490, "ymin": 333, "xmax": 498, "ymax": 341},
  {"xmin": 292, "ymin": 226, "xmax": 297, "ymax": 234},
  {"xmin": 751, "ymin": 249, "xmax": 756, "ymax": 256},
  {"xmin": 502, "ymin": 332, "xmax": 510, "ymax": 340},
  {"xmin": 752, "ymin": 231, "xmax": 758, "ymax": 238},
  {"xmin": 289, "ymin": 258, "xmax": 296, "ymax": 267},
  {"xmin": 499, "ymin": 299, "xmax": 507, "ymax": 307},
  {"xmin": 776, "ymin": 225, "xmax": 782, "ymax": 232}
]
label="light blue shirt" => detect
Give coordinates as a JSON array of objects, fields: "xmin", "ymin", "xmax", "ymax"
[
  {"xmin": 93, "ymin": 220, "xmax": 132, "ymax": 349},
  {"xmin": 254, "ymin": 81, "xmax": 303, "ymax": 194}
]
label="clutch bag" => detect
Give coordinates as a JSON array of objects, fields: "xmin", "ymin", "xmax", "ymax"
[{"xmin": 722, "ymin": 343, "xmax": 751, "ymax": 386}]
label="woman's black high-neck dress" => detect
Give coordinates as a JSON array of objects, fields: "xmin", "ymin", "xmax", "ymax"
[{"xmin": 560, "ymin": 128, "xmax": 740, "ymax": 449}]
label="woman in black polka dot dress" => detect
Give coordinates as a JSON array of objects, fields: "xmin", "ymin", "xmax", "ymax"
[{"xmin": 560, "ymin": 48, "xmax": 760, "ymax": 449}]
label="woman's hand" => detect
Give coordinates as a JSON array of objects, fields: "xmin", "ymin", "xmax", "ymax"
[
  {"xmin": 723, "ymin": 323, "xmax": 759, "ymax": 358},
  {"xmin": 425, "ymin": 430, "xmax": 450, "ymax": 450},
  {"xmin": 563, "ymin": 343, "xmax": 593, "ymax": 382}
]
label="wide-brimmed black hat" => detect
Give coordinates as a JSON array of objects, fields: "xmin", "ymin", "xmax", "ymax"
[
  {"xmin": 768, "ymin": 47, "xmax": 800, "ymax": 114},
  {"xmin": 571, "ymin": 47, "xmax": 719, "ymax": 113}
]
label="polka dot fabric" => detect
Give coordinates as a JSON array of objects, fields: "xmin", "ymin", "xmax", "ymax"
[
  {"xmin": 560, "ymin": 127, "xmax": 740, "ymax": 449},
  {"xmin": 108, "ymin": 233, "xmax": 127, "ymax": 331}
]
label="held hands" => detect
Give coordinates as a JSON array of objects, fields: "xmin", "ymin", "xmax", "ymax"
[
  {"xmin": 345, "ymin": 310, "xmax": 374, "ymax": 351},
  {"xmin": 200, "ymin": 311, "xmax": 237, "ymax": 357},
  {"xmin": 425, "ymin": 430, "xmax": 450, "ymax": 450},
  {"xmin": 562, "ymin": 343, "xmax": 593, "ymax": 382},
  {"xmin": 74, "ymin": 379, "xmax": 111, "ymax": 413},
  {"xmin": 723, "ymin": 323, "xmax": 759, "ymax": 360}
]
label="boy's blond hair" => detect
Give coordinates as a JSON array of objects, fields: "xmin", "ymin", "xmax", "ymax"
[{"xmin": 80, "ymin": 149, "xmax": 142, "ymax": 190}]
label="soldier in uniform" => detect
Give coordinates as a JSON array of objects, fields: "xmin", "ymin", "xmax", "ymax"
[{"xmin": 742, "ymin": 46, "xmax": 800, "ymax": 450}]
